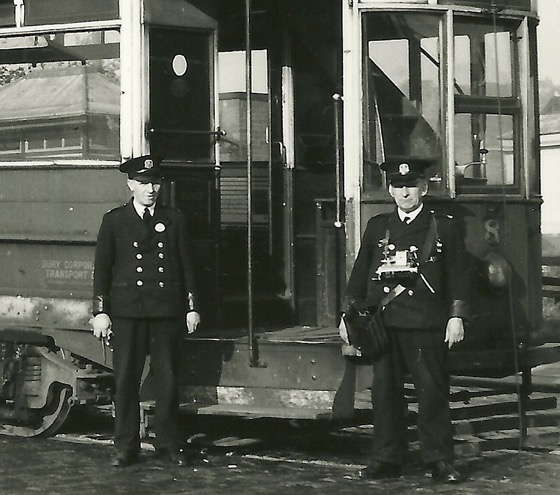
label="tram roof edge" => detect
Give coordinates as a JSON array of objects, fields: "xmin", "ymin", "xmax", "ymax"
[{"xmin": 357, "ymin": 0, "xmax": 537, "ymax": 15}]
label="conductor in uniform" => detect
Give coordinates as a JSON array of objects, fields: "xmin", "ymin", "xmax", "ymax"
[
  {"xmin": 90, "ymin": 155, "xmax": 200, "ymax": 468},
  {"xmin": 344, "ymin": 160, "xmax": 470, "ymax": 483}
]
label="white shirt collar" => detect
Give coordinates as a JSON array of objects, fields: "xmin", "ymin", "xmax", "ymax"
[
  {"xmin": 132, "ymin": 200, "xmax": 155, "ymax": 218},
  {"xmin": 397, "ymin": 204, "xmax": 423, "ymax": 224}
]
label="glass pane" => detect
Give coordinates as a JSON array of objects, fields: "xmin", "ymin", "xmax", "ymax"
[
  {"xmin": 149, "ymin": 28, "xmax": 212, "ymax": 161},
  {"xmin": 0, "ymin": 30, "xmax": 120, "ymax": 161},
  {"xmin": 363, "ymin": 13, "xmax": 444, "ymax": 193},
  {"xmin": 455, "ymin": 113, "xmax": 515, "ymax": 187},
  {"xmin": 454, "ymin": 19, "xmax": 515, "ymax": 97}
]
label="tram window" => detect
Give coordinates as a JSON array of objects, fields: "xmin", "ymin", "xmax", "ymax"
[
  {"xmin": 453, "ymin": 17, "xmax": 521, "ymax": 192},
  {"xmin": 362, "ymin": 13, "xmax": 444, "ymax": 194},
  {"xmin": 454, "ymin": 20, "xmax": 515, "ymax": 98},
  {"xmin": 455, "ymin": 113, "xmax": 515, "ymax": 186},
  {"xmin": 0, "ymin": 29, "xmax": 120, "ymax": 162}
]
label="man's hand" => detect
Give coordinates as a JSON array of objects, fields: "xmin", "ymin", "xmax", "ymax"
[
  {"xmin": 90, "ymin": 313, "xmax": 112, "ymax": 340},
  {"xmin": 186, "ymin": 311, "xmax": 200, "ymax": 334},
  {"xmin": 338, "ymin": 316, "xmax": 350, "ymax": 344},
  {"xmin": 444, "ymin": 317, "xmax": 464, "ymax": 349}
]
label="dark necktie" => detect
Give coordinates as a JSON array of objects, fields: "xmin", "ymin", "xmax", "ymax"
[
  {"xmin": 143, "ymin": 207, "xmax": 152, "ymax": 224},
  {"xmin": 403, "ymin": 216, "xmax": 411, "ymax": 225}
]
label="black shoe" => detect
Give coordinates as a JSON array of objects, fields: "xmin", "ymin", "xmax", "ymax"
[
  {"xmin": 359, "ymin": 461, "xmax": 402, "ymax": 480},
  {"xmin": 426, "ymin": 460, "xmax": 463, "ymax": 483},
  {"xmin": 156, "ymin": 448, "xmax": 188, "ymax": 467},
  {"xmin": 111, "ymin": 451, "xmax": 139, "ymax": 468}
]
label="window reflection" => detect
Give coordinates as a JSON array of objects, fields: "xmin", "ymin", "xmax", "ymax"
[
  {"xmin": 0, "ymin": 30, "xmax": 120, "ymax": 161},
  {"xmin": 454, "ymin": 21, "xmax": 513, "ymax": 97}
]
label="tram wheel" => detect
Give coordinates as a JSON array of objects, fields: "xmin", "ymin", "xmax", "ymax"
[{"xmin": 1, "ymin": 384, "xmax": 73, "ymax": 438}]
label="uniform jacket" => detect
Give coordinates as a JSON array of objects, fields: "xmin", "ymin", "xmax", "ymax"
[
  {"xmin": 345, "ymin": 207, "xmax": 469, "ymax": 330},
  {"xmin": 93, "ymin": 200, "xmax": 197, "ymax": 319}
]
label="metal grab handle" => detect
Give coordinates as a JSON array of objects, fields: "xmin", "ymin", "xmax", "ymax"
[
  {"xmin": 332, "ymin": 93, "xmax": 343, "ymax": 229},
  {"xmin": 146, "ymin": 126, "xmax": 227, "ymax": 140}
]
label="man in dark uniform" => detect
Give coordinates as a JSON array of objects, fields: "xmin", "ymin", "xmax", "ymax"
[
  {"xmin": 90, "ymin": 155, "xmax": 200, "ymax": 468},
  {"xmin": 343, "ymin": 160, "xmax": 469, "ymax": 483}
]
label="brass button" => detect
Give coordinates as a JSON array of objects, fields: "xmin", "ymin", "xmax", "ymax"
[
  {"xmin": 158, "ymin": 242, "xmax": 164, "ymax": 248},
  {"xmin": 136, "ymin": 280, "xmax": 143, "ymax": 286},
  {"xmin": 158, "ymin": 253, "xmax": 164, "ymax": 259},
  {"xmin": 136, "ymin": 267, "xmax": 143, "ymax": 273},
  {"xmin": 136, "ymin": 253, "xmax": 143, "ymax": 260},
  {"xmin": 159, "ymin": 281, "xmax": 165, "ymax": 288},
  {"xmin": 158, "ymin": 267, "xmax": 164, "ymax": 273}
]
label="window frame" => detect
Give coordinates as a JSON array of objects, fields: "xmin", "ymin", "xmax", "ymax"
[{"xmin": 451, "ymin": 13, "xmax": 525, "ymax": 196}]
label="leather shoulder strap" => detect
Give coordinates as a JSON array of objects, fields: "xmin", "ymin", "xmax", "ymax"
[{"xmin": 419, "ymin": 214, "xmax": 438, "ymax": 264}]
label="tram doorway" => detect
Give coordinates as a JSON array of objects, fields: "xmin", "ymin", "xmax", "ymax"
[{"xmin": 148, "ymin": 2, "xmax": 344, "ymax": 333}]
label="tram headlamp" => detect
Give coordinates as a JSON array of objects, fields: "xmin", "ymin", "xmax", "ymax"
[{"xmin": 483, "ymin": 251, "xmax": 512, "ymax": 292}]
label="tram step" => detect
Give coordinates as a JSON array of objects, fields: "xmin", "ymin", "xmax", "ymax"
[
  {"xmin": 140, "ymin": 400, "xmax": 335, "ymax": 427},
  {"xmin": 180, "ymin": 403, "xmax": 334, "ymax": 420},
  {"xmin": 354, "ymin": 388, "xmax": 558, "ymax": 418},
  {"xmin": 453, "ymin": 427, "xmax": 560, "ymax": 457},
  {"xmin": 454, "ymin": 410, "xmax": 560, "ymax": 436}
]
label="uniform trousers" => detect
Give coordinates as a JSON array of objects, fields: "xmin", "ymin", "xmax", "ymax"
[
  {"xmin": 370, "ymin": 327, "xmax": 454, "ymax": 466},
  {"xmin": 111, "ymin": 317, "xmax": 183, "ymax": 454}
]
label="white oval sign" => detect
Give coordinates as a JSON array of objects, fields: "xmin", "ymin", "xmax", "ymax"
[{"xmin": 172, "ymin": 54, "xmax": 188, "ymax": 77}]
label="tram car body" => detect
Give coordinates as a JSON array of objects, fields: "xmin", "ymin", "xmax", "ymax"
[{"xmin": 0, "ymin": 0, "xmax": 558, "ymax": 437}]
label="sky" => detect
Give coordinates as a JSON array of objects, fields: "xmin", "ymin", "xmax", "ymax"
[{"xmin": 538, "ymin": 0, "xmax": 560, "ymax": 84}]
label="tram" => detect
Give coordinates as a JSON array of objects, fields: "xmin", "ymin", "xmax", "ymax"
[{"xmin": 0, "ymin": 0, "xmax": 558, "ymax": 437}]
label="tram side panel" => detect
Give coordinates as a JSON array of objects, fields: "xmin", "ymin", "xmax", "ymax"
[
  {"xmin": 0, "ymin": 167, "xmax": 125, "ymax": 336},
  {"xmin": 0, "ymin": 166, "xmax": 124, "ymax": 436}
]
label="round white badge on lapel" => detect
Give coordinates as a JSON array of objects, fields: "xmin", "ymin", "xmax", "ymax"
[{"xmin": 155, "ymin": 222, "xmax": 166, "ymax": 232}]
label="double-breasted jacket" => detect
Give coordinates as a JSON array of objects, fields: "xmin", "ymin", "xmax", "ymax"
[{"xmin": 93, "ymin": 200, "xmax": 197, "ymax": 319}]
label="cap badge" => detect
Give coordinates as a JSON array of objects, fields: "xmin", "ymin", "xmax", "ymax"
[
  {"xmin": 399, "ymin": 163, "xmax": 410, "ymax": 175},
  {"xmin": 144, "ymin": 159, "xmax": 154, "ymax": 169},
  {"xmin": 155, "ymin": 222, "xmax": 166, "ymax": 233}
]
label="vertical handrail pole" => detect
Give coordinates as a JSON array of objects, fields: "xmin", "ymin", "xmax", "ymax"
[
  {"xmin": 332, "ymin": 93, "xmax": 344, "ymax": 229},
  {"xmin": 245, "ymin": 0, "xmax": 257, "ymax": 365}
]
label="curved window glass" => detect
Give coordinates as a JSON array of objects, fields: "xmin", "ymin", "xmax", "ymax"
[{"xmin": 362, "ymin": 12, "xmax": 444, "ymax": 194}]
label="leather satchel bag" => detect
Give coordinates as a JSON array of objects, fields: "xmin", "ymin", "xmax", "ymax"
[{"xmin": 342, "ymin": 304, "xmax": 389, "ymax": 358}]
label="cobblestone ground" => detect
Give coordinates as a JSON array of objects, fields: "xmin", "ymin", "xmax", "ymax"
[
  {"xmin": 2, "ymin": 408, "xmax": 560, "ymax": 495},
  {"xmin": 1, "ymin": 435, "xmax": 560, "ymax": 495}
]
